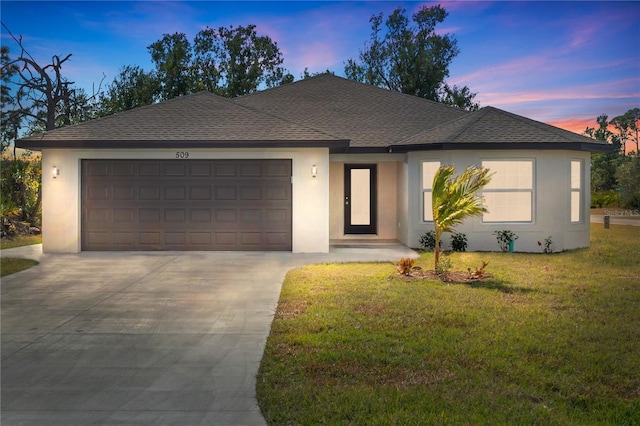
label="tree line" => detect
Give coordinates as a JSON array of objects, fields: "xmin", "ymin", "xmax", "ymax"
[{"xmin": 585, "ymin": 109, "xmax": 640, "ymax": 210}]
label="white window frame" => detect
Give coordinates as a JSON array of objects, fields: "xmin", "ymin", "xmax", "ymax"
[
  {"xmin": 421, "ymin": 161, "xmax": 441, "ymax": 222},
  {"xmin": 571, "ymin": 159, "xmax": 583, "ymax": 223},
  {"xmin": 481, "ymin": 159, "xmax": 535, "ymax": 223}
]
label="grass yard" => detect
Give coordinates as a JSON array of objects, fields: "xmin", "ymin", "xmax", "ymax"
[
  {"xmin": 1, "ymin": 257, "xmax": 39, "ymax": 277},
  {"xmin": 0, "ymin": 234, "xmax": 42, "ymax": 250},
  {"xmin": 0, "ymin": 234, "xmax": 42, "ymax": 276},
  {"xmin": 258, "ymin": 224, "xmax": 640, "ymax": 425}
]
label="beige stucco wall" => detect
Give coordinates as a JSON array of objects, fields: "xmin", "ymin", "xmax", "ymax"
[
  {"xmin": 406, "ymin": 150, "xmax": 592, "ymax": 252},
  {"xmin": 40, "ymin": 147, "xmax": 330, "ymax": 253},
  {"xmin": 329, "ymin": 154, "xmax": 404, "ymax": 240}
]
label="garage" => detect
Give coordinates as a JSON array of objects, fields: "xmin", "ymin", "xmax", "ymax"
[{"xmin": 82, "ymin": 159, "xmax": 292, "ymax": 251}]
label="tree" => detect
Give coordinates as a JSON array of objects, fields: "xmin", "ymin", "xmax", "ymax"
[
  {"xmin": 148, "ymin": 32, "xmax": 193, "ymax": 100},
  {"xmin": 431, "ymin": 165, "xmax": 492, "ymax": 270},
  {"xmin": 1, "ymin": 23, "xmax": 101, "ymax": 137},
  {"xmin": 148, "ymin": 25, "xmax": 292, "ymax": 100},
  {"xmin": 584, "ymin": 114, "xmax": 623, "ymax": 193},
  {"xmin": 345, "ymin": 5, "xmax": 478, "ymax": 110},
  {"xmin": 98, "ymin": 65, "xmax": 160, "ymax": 116},
  {"xmin": 616, "ymin": 153, "xmax": 640, "ymax": 209},
  {"xmin": 1, "ymin": 45, "xmax": 19, "ymax": 156},
  {"xmin": 441, "ymin": 84, "xmax": 480, "ymax": 111}
]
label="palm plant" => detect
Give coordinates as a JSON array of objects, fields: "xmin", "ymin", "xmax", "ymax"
[{"xmin": 432, "ymin": 164, "xmax": 492, "ymax": 270}]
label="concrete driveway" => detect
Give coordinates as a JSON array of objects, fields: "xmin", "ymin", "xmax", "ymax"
[{"xmin": 1, "ymin": 245, "xmax": 416, "ymax": 426}]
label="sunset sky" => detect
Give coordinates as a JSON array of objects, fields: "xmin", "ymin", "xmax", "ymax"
[{"xmin": 2, "ymin": 1, "xmax": 639, "ymax": 139}]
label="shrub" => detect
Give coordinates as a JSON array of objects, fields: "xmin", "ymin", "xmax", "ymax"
[
  {"xmin": 539, "ymin": 236, "xmax": 554, "ymax": 254},
  {"xmin": 450, "ymin": 233, "xmax": 468, "ymax": 252},
  {"xmin": 493, "ymin": 230, "xmax": 518, "ymax": 252},
  {"xmin": 435, "ymin": 255, "xmax": 452, "ymax": 277},
  {"xmin": 396, "ymin": 258, "xmax": 415, "ymax": 276},
  {"xmin": 591, "ymin": 190, "xmax": 619, "ymax": 208},
  {"xmin": 419, "ymin": 230, "xmax": 440, "ymax": 251},
  {"xmin": 467, "ymin": 261, "xmax": 489, "ymax": 279}
]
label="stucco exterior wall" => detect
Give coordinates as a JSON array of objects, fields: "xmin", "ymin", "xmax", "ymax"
[
  {"xmin": 40, "ymin": 147, "xmax": 330, "ymax": 253},
  {"xmin": 329, "ymin": 154, "xmax": 404, "ymax": 240},
  {"xmin": 406, "ymin": 150, "xmax": 592, "ymax": 252}
]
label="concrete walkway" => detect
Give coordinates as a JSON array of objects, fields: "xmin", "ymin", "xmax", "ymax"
[{"xmin": 1, "ymin": 245, "xmax": 416, "ymax": 426}]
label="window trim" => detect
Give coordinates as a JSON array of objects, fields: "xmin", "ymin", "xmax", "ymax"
[
  {"xmin": 481, "ymin": 158, "xmax": 535, "ymax": 224},
  {"xmin": 421, "ymin": 160, "xmax": 441, "ymax": 223},
  {"xmin": 570, "ymin": 159, "xmax": 583, "ymax": 223}
]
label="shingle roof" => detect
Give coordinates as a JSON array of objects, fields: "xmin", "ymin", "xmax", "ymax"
[
  {"xmin": 17, "ymin": 90, "xmax": 348, "ymax": 149},
  {"xmin": 393, "ymin": 106, "xmax": 603, "ymax": 146},
  {"xmin": 234, "ymin": 74, "xmax": 469, "ymax": 148},
  {"xmin": 17, "ymin": 73, "xmax": 609, "ymax": 153}
]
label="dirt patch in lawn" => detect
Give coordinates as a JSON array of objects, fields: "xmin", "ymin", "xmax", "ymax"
[{"xmin": 393, "ymin": 268, "xmax": 492, "ymax": 284}]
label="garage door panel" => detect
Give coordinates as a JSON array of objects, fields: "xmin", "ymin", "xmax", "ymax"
[
  {"xmin": 113, "ymin": 163, "xmax": 135, "ymax": 176},
  {"xmin": 139, "ymin": 163, "xmax": 161, "ymax": 176},
  {"xmin": 189, "ymin": 163, "xmax": 212, "ymax": 177},
  {"xmin": 82, "ymin": 160, "xmax": 291, "ymax": 251},
  {"xmin": 140, "ymin": 187, "xmax": 161, "ymax": 200},
  {"xmin": 113, "ymin": 232, "xmax": 135, "ymax": 245},
  {"xmin": 113, "ymin": 209, "xmax": 134, "ymax": 223},
  {"xmin": 190, "ymin": 209, "xmax": 211, "ymax": 223},
  {"xmin": 165, "ymin": 187, "xmax": 186, "ymax": 200},
  {"xmin": 239, "ymin": 163, "xmax": 262, "ymax": 177},
  {"xmin": 164, "ymin": 163, "xmax": 186, "ymax": 176}
]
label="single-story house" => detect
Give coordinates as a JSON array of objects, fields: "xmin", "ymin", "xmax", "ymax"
[{"xmin": 17, "ymin": 74, "xmax": 609, "ymax": 253}]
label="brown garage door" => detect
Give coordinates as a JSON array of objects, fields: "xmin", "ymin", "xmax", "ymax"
[{"xmin": 82, "ymin": 159, "xmax": 292, "ymax": 251}]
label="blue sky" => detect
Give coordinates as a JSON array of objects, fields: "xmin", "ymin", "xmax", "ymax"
[{"xmin": 2, "ymin": 1, "xmax": 639, "ymax": 136}]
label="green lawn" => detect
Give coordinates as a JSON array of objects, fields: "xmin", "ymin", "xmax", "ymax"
[
  {"xmin": 258, "ymin": 224, "xmax": 640, "ymax": 425},
  {"xmin": 0, "ymin": 234, "xmax": 42, "ymax": 276},
  {"xmin": 0, "ymin": 234, "xmax": 42, "ymax": 250},
  {"xmin": 1, "ymin": 257, "xmax": 39, "ymax": 277}
]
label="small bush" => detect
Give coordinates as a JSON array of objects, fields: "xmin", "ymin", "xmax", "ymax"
[
  {"xmin": 467, "ymin": 261, "xmax": 489, "ymax": 279},
  {"xmin": 396, "ymin": 258, "xmax": 415, "ymax": 276},
  {"xmin": 539, "ymin": 236, "xmax": 554, "ymax": 254},
  {"xmin": 591, "ymin": 190, "xmax": 619, "ymax": 208},
  {"xmin": 493, "ymin": 230, "xmax": 518, "ymax": 252},
  {"xmin": 450, "ymin": 233, "xmax": 468, "ymax": 252},
  {"xmin": 435, "ymin": 255, "xmax": 452, "ymax": 277},
  {"xmin": 419, "ymin": 230, "xmax": 440, "ymax": 251}
]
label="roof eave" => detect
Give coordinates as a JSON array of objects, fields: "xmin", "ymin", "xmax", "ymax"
[
  {"xmin": 16, "ymin": 139, "xmax": 351, "ymax": 152},
  {"xmin": 387, "ymin": 141, "xmax": 613, "ymax": 153}
]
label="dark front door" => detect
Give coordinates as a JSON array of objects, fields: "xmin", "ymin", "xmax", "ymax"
[{"xmin": 344, "ymin": 164, "xmax": 377, "ymax": 234}]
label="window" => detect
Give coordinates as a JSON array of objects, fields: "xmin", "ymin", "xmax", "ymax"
[
  {"xmin": 482, "ymin": 160, "xmax": 533, "ymax": 223},
  {"xmin": 571, "ymin": 160, "xmax": 582, "ymax": 223},
  {"xmin": 422, "ymin": 161, "xmax": 440, "ymax": 221}
]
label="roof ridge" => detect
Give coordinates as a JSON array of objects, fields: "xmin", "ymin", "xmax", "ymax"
[
  {"xmin": 391, "ymin": 106, "xmax": 476, "ymax": 145},
  {"xmin": 236, "ymin": 73, "xmax": 466, "ymax": 112},
  {"xmin": 445, "ymin": 107, "xmax": 489, "ymax": 142},
  {"xmin": 233, "ymin": 96, "xmax": 346, "ymax": 141}
]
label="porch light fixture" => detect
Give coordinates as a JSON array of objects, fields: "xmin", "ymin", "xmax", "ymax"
[
  {"xmin": 311, "ymin": 164, "xmax": 317, "ymax": 178},
  {"xmin": 52, "ymin": 165, "xmax": 60, "ymax": 179}
]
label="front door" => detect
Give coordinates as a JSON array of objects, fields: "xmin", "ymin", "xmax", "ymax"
[{"xmin": 344, "ymin": 164, "xmax": 377, "ymax": 234}]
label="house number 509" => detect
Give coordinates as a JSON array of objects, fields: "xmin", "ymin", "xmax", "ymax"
[{"xmin": 175, "ymin": 151, "xmax": 190, "ymax": 159}]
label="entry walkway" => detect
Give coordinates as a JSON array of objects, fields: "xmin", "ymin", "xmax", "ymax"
[{"xmin": 1, "ymin": 244, "xmax": 416, "ymax": 426}]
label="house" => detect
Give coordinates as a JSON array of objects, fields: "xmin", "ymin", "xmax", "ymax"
[{"xmin": 17, "ymin": 74, "xmax": 609, "ymax": 253}]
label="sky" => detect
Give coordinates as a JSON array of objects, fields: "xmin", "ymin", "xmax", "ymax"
[{"xmin": 2, "ymin": 0, "xmax": 639, "ymax": 141}]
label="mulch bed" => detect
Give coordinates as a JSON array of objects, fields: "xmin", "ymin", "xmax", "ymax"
[{"xmin": 393, "ymin": 267, "xmax": 491, "ymax": 284}]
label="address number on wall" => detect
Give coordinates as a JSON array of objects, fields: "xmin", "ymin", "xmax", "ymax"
[{"xmin": 175, "ymin": 151, "xmax": 190, "ymax": 159}]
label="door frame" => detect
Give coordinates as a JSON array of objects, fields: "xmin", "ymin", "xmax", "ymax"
[{"xmin": 344, "ymin": 164, "xmax": 377, "ymax": 234}]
